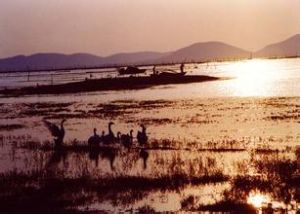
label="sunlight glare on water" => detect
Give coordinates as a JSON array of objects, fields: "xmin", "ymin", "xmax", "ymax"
[
  {"xmin": 225, "ymin": 59, "xmax": 284, "ymax": 97},
  {"xmin": 247, "ymin": 192, "xmax": 270, "ymax": 208}
]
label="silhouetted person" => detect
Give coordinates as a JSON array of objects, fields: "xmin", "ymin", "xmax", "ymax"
[
  {"xmin": 180, "ymin": 63, "xmax": 185, "ymax": 73},
  {"xmin": 43, "ymin": 119, "xmax": 66, "ymax": 149},
  {"xmin": 152, "ymin": 66, "xmax": 158, "ymax": 75}
]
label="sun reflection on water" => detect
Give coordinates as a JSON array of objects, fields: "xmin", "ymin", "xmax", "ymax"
[
  {"xmin": 247, "ymin": 191, "xmax": 270, "ymax": 208},
  {"xmin": 227, "ymin": 59, "xmax": 284, "ymax": 97}
]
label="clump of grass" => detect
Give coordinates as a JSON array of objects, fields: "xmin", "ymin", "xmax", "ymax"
[
  {"xmin": 254, "ymin": 148, "xmax": 280, "ymax": 154},
  {"xmin": 140, "ymin": 117, "xmax": 175, "ymax": 125},
  {"xmin": 197, "ymin": 200, "xmax": 256, "ymax": 213},
  {"xmin": 224, "ymin": 155, "xmax": 300, "ymax": 209},
  {"xmin": 136, "ymin": 205, "xmax": 156, "ymax": 213},
  {"xmin": 18, "ymin": 140, "xmax": 42, "ymax": 150},
  {"xmin": 255, "ymin": 159, "xmax": 298, "ymax": 181},
  {"xmin": 24, "ymin": 102, "xmax": 74, "ymax": 109},
  {"xmin": 181, "ymin": 195, "xmax": 195, "ymax": 210},
  {"xmin": 0, "ymin": 170, "xmax": 92, "ymax": 213},
  {"xmin": 0, "ymin": 124, "xmax": 25, "ymax": 131},
  {"xmin": 231, "ymin": 175, "xmax": 272, "ymax": 193}
]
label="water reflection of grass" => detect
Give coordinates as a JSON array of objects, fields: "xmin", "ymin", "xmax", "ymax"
[
  {"xmin": 179, "ymin": 159, "xmax": 299, "ymax": 212},
  {"xmin": 1, "ymin": 97, "xmax": 300, "ymax": 212},
  {"xmin": 0, "ymin": 124, "xmax": 25, "ymax": 131},
  {"xmin": 197, "ymin": 200, "xmax": 256, "ymax": 213},
  {"xmin": 0, "ymin": 147, "xmax": 299, "ymax": 212},
  {"xmin": 0, "ymin": 147, "xmax": 300, "ymax": 213},
  {"xmin": 0, "ymin": 170, "xmax": 228, "ymax": 213},
  {"xmin": 223, "ymin": 156, "xmax": 300, "ymax": 212}
]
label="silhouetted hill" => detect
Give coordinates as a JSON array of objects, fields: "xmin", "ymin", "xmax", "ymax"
[
  {"xmin": 255, "ymin": 34, "xmax": 300, "ymax": 58},
  {"xmin": 1, "ymin": 34, "xmax": 299, "ymax": 72},
  {"xmin": 0, "ymin": 52, "xmax": 166, "ymax": 72},
  {"xmin": 0, "ymin": 53, "xmax": 105, "ymax": 71},
  {"xmin": 157, "ymin": 42, "xmax": 250, "ymax": 63},
  {"xmin": 104, "ymin": 51, "xmax": 168, "ymax": 65}
]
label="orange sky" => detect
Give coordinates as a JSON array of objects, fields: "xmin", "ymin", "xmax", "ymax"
[{"xmin": 0, "ymin": 0, "xmax": 300, "ymax": 58}]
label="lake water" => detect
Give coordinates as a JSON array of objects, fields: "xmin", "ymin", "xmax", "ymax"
[
  {"xmin": 0, "ymin": 58, "xmax": 299, "ymax": 213},
  {"xmin": 1, "ymin": 58, "xmax": 300, "ymax": 104}
]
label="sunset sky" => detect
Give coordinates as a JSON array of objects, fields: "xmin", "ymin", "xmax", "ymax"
[{"xmin": 0, "ymin": 0, "xmax": 300, "ymax": 58}]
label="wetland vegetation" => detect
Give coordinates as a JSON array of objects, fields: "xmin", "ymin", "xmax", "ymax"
[
  {"xmin": 0, "ymin": 95, "xmax": 299, "ymax": 213},
  {"xmin": 1, "ymin": 59, "xmax": 300, "ymax": 213}
]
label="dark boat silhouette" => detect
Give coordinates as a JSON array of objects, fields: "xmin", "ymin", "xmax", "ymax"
[
  {"xmin": 151, "ymin": 71, "xmax": 187, "ymax": 77},
  {"xmin": 118, "ymin": 66, "xmax": 147, "ymax": 75}
]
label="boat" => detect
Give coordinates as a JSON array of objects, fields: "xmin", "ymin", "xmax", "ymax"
[
  {"xmin": 118, "ymin": 66, "xmax": 147, "ymax": 75},
  {"xmin": 150, "ymin": 71, "xmax": 187, "ymax": 77}
]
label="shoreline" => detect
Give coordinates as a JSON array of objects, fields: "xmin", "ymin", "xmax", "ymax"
[{"xmin": 0, "ymin": 75, "xmax": 223, "ymax": 97}]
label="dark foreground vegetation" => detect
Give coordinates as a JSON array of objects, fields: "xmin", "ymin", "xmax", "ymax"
[
  {"xmin": 0, "ymin": 97, "xmax": 299, "ymax": 212},
  {"xmin": 0, "ymin": 146, "xmax": 298, "ymax": 213},
  {"xmin": 0, "ymin": 170, "xmax": 228, "ymax": 213}
]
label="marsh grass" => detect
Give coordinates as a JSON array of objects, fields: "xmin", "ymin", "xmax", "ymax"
[
  {"xmin": 0, "ymin": 124, "xmax": 25, "ymax": 131},
  {"xmin": 0, "ymin": 97, "xmax": 300, "ymax": 212},
  {"xmin": 197, "ymin": 200, "xmax": 257, "ymax": 213},
  {"xmin": 0, "ymin": 170, "xmax": 229, "ymax": 213}
]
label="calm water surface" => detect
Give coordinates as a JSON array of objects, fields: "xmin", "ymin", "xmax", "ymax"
[
  {"xmin": 1, "ymin": 58, "xmax": 300, "ymax": 103},
  {"xmin": 0, "ymin": 58, "xmax": 299, "ymax": 213}
]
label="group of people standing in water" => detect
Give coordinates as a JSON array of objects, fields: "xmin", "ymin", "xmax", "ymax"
[{"xmin": 43, "ymin": 119, "xmax": 148, "ymax": 149}]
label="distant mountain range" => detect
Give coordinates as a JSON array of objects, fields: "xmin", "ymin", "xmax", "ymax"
[
  {"xmin": 158, "ymin": 42, "xmax": 250, "ymax": 63},
  {"xmin": 0, "ymin": 34, "xmax": 299, "ymax": 72},
  {"xmin": 0, "ymin": 52, "xmax": 168, "ymax": 72},
  {"xmin": 255, "ymin": 34, "xmax": 300, "ymax": 58}
]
